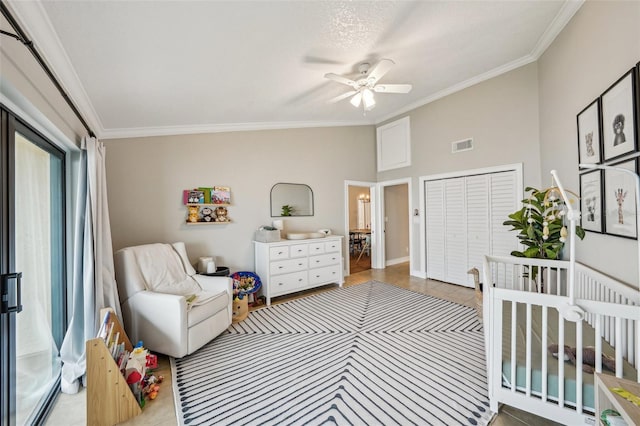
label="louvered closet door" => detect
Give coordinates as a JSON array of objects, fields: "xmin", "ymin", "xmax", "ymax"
[
  {"xmin": 424, "ymin": 168, "xmax": 518, "ymax": 287},
  {"xmin": 489, "ymin": 171, "xmax": 519, "ymax": 257},
  {"xmin": 444, "ymin": 178, "xmax": 468, "ymax": 286},
  {"xmin": 425, "ymin": 180, "xmax": 445, "ymax": 281},
  {"xmin": 466, "ymin": 175, "xmax": 490, "ymax": 287}
]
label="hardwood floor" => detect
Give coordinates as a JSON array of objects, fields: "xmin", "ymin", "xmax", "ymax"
[{"xmin": 45, "ymin": 263, "xmax": 558, "ymax": 426}]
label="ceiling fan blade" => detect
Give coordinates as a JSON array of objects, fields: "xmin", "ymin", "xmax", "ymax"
[
  {"xmin": 350, "ymin": 92, "xmax": 363, "ymax": 108},
  {"xmin": 324, "ymin": 73, "xmax": 357, "ymax": 87},
  {"xmin": 328, "ymin": 90, "xmax": 358, "ymax": 103},
  {"xmin": 367, "ymin": 59, "xmax": 395, "ymax": 84},
  {"xmin": 373, "ymin": 84, "xmax": 413, "ymax": 94}
]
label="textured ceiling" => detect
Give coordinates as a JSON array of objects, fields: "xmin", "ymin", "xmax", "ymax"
[{"xmin": 6, "ymin": 1, "xmax": 582, "ymax": 139}]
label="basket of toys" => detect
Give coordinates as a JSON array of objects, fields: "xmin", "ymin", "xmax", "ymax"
[{"xmin": 230, "ymin": 271, "xmax": 262, "ymax": 323}]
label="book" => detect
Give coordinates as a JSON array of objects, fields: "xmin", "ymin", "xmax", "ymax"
[
  {"xmin": 187, "ymin": 190, "xmax": 205, "ymax": 204},
  {"xmin": 198, "ymin": 187, "xmax": 213, "ymax": 204},
  {"xmin": 212, "ymin": 186, "xmax": 231, "ymax": 204}
]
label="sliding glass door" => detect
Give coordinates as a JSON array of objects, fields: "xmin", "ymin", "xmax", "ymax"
[{"xmin": 1, "ymin": 108, "xmax": 66, "ymax": 426}]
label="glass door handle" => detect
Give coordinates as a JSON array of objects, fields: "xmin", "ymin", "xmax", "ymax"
[{"xmin": 1, "ymin": 272, "xmax": 23, "ymax": 313}]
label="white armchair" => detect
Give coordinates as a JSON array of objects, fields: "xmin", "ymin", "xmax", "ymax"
[{"xmin": 114, "ymin": 242, "xmax": 232, "ymax": 358}]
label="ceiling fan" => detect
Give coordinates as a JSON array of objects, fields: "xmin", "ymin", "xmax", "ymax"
[{"xmin": 324, "ymin": 59, "xmax": 412, "ymax": 111}]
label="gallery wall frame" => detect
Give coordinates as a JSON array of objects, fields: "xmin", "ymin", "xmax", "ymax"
[
  {"xmin": 579, "ymin": 169, "xmax": 603, "ymax": 233},
  {"xmin": 601, "ymin": 68, "xmax": 638, "ymax": 162},
  {"xmin": 603, "ymin": 158, "xmax": 638, "ymax": 239},
  {"xmin": 577, "ymin": 98, "xmax": 602, "ymax": 164}
]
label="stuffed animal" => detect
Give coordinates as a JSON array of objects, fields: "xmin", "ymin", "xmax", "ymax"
[
  {"xmin": 548, "ymin": 344, "xmax": 616, "ymax": 373},
  {"xmin": 187, "ymin": 205, "xmax": 199, "ymax": 223},
  {"xmin": 201, "ymin": 207, "xmax": 214, "ymax": 222},
  {"xmin": 215, "ymin": 206, "xmax": 230, "ymax": 222}
]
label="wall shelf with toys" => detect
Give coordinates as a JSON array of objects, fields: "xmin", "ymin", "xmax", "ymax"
[{"xmin": 183, "ymin": 186, "xmax": 232, "ymax": 225}]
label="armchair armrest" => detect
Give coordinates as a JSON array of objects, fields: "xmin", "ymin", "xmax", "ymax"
[
  {"xmin": 121, "ymin": 291, "xmax": 189, "ymax": 358},
  {"xmin": 195, "ymin": 275, "xmax": 233, "ymax": 296},
  {"xmin": 194, "ymin": 275, "xmax": 233, "ymax": 324}
]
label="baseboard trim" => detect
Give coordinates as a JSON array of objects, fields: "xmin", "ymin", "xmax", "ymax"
[{"xmin": 386, "ymin": 256, "xmax": 409, "ymax": 266}]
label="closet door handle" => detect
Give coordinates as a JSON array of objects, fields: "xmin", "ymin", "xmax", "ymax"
[{"xmin": 1, "ymin": 272, "xmax": 23, "ymax": 314}]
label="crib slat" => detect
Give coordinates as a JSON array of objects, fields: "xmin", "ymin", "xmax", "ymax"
[
  {"xmin": 511, "ymin": 302, "xmax": 517, "ymax": 392},
  {"xmin": 541, "ymin": 306, "xmax": 548, "ymax": 402},
  {"xmin": 558, "ymin": 314, "xmax": 565, "ymax": 407},
  {"xmin": 616, "ymin": 316, "xmax": 623, "ymax": 378},
  {"xmin": 595, "ymin": 315, "xmax": 603, "ymax": 373},
  {"xmin": 575, "ymin": 320, "xmax": 583, "ymax": 413},
  {"xmin": 525, "ymin": 303, "xmax": 532, "ymax": 396},
  {"xmin": 556, "ymin": 268, "xmax": 561, "ymax": 296}
]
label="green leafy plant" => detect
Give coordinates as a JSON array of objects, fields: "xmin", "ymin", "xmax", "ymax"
[
  {"xmin": 281, "ymin": 205, "xmax": 294, "ymax": 216},
  {"xmin": 504, "ymin": 186, "xmax": 586, "ymax": 260},
  {"xmin": 504, "ymin": 186, "xmax": 586, "ymax": 288}
]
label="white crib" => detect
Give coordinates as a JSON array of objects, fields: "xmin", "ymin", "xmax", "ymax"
[{"xmin": 483, "ymin": 255, "xmax": 640, "ymax": 425}]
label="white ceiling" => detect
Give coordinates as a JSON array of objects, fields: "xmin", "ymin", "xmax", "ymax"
[{"xmin": 7, "ymin": 1, "xmax": 582, "ymax": 139}]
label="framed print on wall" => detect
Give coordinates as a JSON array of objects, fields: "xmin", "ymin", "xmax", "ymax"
[
  {"xmin": 580, "ymin": 169, "xmax": 603, "ymax": 233},
  {"xmin": 601, "ymin": 68, "xmax": 638, "ymax": 162},
  {"xmin": 604, "ymin": 158, "xmax": 638, "ymax": 239},
  {"xmin": 577, "ymin": 98, "xmax": 602, "ymax": 164}
]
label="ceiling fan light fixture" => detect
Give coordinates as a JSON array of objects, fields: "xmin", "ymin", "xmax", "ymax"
[
  {"xmin": 350, "ymin": 91, "xmax": 363, "ymax": 108},
  {"xmin": 362, "ymin": 88, "xmax": 375, "ymax": 110}
]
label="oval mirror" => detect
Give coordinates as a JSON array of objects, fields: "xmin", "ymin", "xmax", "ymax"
[{"xmin": 270, "ymin": 183, "xmax": 314, "ymax": 217}]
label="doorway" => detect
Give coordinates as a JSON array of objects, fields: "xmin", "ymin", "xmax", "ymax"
[
  {"xmin": 376, "ymin": 179, "xmax": 411, "ymax": 271},
  {"xmin": 344, "ymin": 181, "xmax": 375, "ymax": 276},
  {"xmin": 1, "ymin": 108, "xmax": 67, "ymax": 425}
]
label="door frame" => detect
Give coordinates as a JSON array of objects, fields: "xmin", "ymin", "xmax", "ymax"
[
  {"xmin": 343, "ymin": 180, "xmax": 376, "ymax": 276},
  {"xmin": 418, "ymin": 163, "xmax": 523, "ymax": 279},
  {"xmin": 375, "ymin": 178, "xmax": 413, "ymax": 272}
]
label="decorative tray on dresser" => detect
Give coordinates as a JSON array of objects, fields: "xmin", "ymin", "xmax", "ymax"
[{"xmin": 254, "ymin": 236, "xmax": 344, "ymax": 305}]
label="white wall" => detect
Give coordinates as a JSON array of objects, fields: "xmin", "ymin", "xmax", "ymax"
[
  {"xmin": 538, "ymin": 0, "xmax": 640, "ymax": 285},
  {"xmin": 104, "ymin": 126, "xmax": 375, "ymax": 270},
  {"xmin": 377, "ymin": 63, "xmax": 542, "ymax": 272}
]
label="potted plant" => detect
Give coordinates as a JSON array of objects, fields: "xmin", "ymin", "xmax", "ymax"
[
  {"xmin": 503, "ymin": 186, "xmax": 586, "ymax": 286},
  {"xmin": 281, "ymin": 204, "xmax": 294, "ymax": 216}
]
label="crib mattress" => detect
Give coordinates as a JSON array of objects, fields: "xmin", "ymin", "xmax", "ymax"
[{"xmin": 499, "ymin": 301, "xmax": 637, "ymax": 411}]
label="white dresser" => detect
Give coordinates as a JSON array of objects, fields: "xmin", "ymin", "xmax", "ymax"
[{"xmin": 254, "ymin": 236, "xmax": 344, "ymax": 305}]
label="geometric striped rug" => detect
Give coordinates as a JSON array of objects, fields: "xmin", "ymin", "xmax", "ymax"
[{"xmin": 172, "ymin": 281, "xmax": 493, "ymax": 425}]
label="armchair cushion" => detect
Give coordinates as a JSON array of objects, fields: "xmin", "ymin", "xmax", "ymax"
[{"xmin": 129, "ymin": 243, "xmax": 201, "ymax": 296}]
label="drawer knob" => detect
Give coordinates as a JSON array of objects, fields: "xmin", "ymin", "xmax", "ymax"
[
  {"xmin": 298, "ymin": 278, "xmax": 303, "ymax": 282},
  {"xmin": 315, "ymin": 275, "xmax": 320, "ymax": 278},
  {"xmin": 278, "ymin": 266, "xmax": 283, "ymax": 269},
  {"xmin": 278, "ymin": 283, "xmax": 283, "ymax": 286},
  {"xmin": 298, "ymin": 263, "xmax": 303, "ymax": 266},
  {"xmin": 278, "ymin": 251, "xmax": 283, "ymax": 254}
]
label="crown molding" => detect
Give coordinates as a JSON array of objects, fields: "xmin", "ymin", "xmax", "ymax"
[
  {"xmin": 376, "ymin": 0, "xmax": 584, "ymax": 126},
  {"xmin": 375, "ymin": 54, "xmax": 537, "ymax": 125},
  {"xmin": 99, "ymin": 120, "xmax": 373, "ymax": 140},
  {"xmin": 5, "ymin": 0, "xmax": 105, "ymax": 136},
  {"xmin": 529, "ymin": 0, "xmax": 584, "ymax": 59}
]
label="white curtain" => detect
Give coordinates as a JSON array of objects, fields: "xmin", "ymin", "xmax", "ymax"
[{"xmin": 59, "ymin": 136, "xmax": 121, "ymax": 394}]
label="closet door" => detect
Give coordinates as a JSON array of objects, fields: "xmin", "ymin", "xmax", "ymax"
[
  {"xmin": 466, "ymin": 175, "xmax": 490, "ymax": 286},
  {"xmin": 489, "ymin": 171, "xmax": 519, "ymax": 256},
  {"xmin": 425, "ymin": 180, "xmax": 445, "ymax": 281},
  {"xmin": 444, "ymin": 178, "xmax": 468, "ymax": 286}
]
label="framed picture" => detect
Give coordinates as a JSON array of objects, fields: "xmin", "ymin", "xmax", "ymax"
[
  {"xmin": 604, "ymin": 158, "xmax": 638, "ymax": 239},
  {"xmin": 580, "ymin": 169, "xmax": 603, "ymax": 233},
  {"xmin": 601, "ymin": 69, "xmax": 637, "ymax": 162},
  {"xmin": 577, "ymin": 98, "xmax": 602, "ymax": 164}
]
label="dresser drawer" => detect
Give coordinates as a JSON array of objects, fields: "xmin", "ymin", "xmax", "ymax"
[
  {"xmin": 289, "ymin": 244, "xmax": 308, "ymax": 258},
  {"xmin": 270, "ymin": 271, "xmax": 307, "ymax": 296},
  {"xmin": 270, "ymin": 258, "xmax": 308, "ymax": 275},
  {"xmin": 325, "ymin": 240, "xmax": 341, "ymax": 253},
  {"xmin": 308, "ymin": 242, "xmax": 325, "ymax": 255},
  {"xmin": 309, "ymin": 253, "xmax": 341, "ymax": 268},
  {"xmin": 309, "ymin": 265, "xmax": 341, "ymax": 285},
  {"xmin": 269, "ymin": 246, "xmax": 289, "ymax": 260}
]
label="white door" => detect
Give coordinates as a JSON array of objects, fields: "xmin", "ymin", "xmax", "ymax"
[
  {"xmin": 444, "ymin": 178, "xmax": 468, "ymax": 286},
  {"xmin": 425, "ymin": 180, "xmax": 445, "ymax": 281},
  {"xmin": 423, "ymin": 168, "xmax": 519, "ymax": 287},
  {"xmin": 466, "ymin": 175, "xmax": 490, "ymax": 286}
]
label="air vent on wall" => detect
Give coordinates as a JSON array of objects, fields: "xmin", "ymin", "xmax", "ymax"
[{"xmin": 451, "ymin": 138, "xmax": 473, "ymax": 153}]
